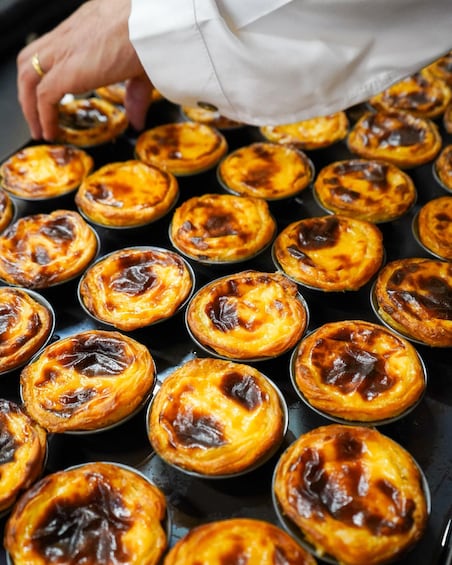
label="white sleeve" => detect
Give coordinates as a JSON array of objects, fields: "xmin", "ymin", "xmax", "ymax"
[{"xmin": 129, "ymin": 0, "xmax": 452, "ymax": 125}]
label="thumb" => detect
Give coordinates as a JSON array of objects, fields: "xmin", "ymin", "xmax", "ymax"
[{"xmin": 124, "ymin": 75, "xmax": 154, "ymax": 131}]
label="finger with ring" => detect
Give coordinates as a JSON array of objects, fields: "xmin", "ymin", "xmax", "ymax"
[{"xmin": 31, "ymin": 53, "xmax": 46, "ymax": 78}]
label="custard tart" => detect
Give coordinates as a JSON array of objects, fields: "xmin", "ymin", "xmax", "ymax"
[
  {"xmin": 0, "ymin": 144, "xmax": 93, "ymax": 200},
  {"xmin": 4, "ymin": 461, "xmax": 168, "ymax": 565},
  {"xmin": 57, "ymin": 96, "xmax": 128, "ymax": 147},
  {"xmin": 79, "ymin": 246, "xmax": 194, "ymax": 331},
  {"xmin": 415, "ymin": 196, "xmax": 452, "ymax": 260},
  {"xmin": 186, "ymin": 270, "xmax": 308, "ymax": 361},
  {"xmin": 20, "ymin": 329, "xmax": 156, "ymax": 433},
  {"xmin": 273, "ymin": 424, "xmax": 429, "ymax": 565},
  {"xmin": 163, "ymin": 518, "xmax": 317, "ymax": 565},
  {"xmin": 347, "ymin": 110, "xmax": 442, "ymax": 169},
  {"xmin": 0, "ymin": 209, "xmax": 98, "ymax": 289},
  {"xmin": 259, "ymin": 111, "xmax": 349, "ymax": 150},
  {"xmin": 313, "ymin": 158, "xmax": 416, "ymax": 223},
  {"xmin": 0, "ymin": 287, "xmax": 54, "ymax": 374},
  {"xmin": 0, "ymin": 399, "xmax": 47, "ymax": 514},
  {"xmin": 368, "ymin": 69, "xmax": 451, "ymax": 119},
  {"xmin": 373, "ymin": 257, "xmax": 452, "ymax": 347},
  {"xmin": 135, "ymin": 121, "xmax": 228, "ymax": 175},
  {"xmin": 434, "ymin": 143, "xmax": 452, "ymax": 191},
  {"xmin": 291, "ymin": 320, "xmax": 426, "ymax": 423},
  {"xmin": 218, "ymin": 142, "xmax": 314, "ymax": 200},
  {"xmin": 273, "ymin": 215, "xmax": 384, "ymax": 292},
  {"xmin": 148, "ymin": 357, "xmax": 287, "ymax": 477},
  {"xmin": 169, "ymin": 193, "xmax": 276, "ymax": 263},
  {"xmin": 75, "ymin": 160, "xmax": 179, "ymax": 228},
  {"xmin": 181, "ymin": 105, "xmax": 243, "ymax": 130},
  {"xmin": 0, "ymin": 187, "xmax": 13, "ymax": 233}
]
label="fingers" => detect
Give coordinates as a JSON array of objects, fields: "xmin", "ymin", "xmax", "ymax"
[{"xmin": 124, "ymin": 76, "xmax": 154, "ymax": 131}]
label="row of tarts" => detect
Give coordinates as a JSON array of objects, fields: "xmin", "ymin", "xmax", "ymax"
[{"xmin": 0, "ymin": 53, "xmax": 451, "ymax": 564}]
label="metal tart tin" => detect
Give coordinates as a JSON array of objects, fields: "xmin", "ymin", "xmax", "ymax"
[{"xmin": 145, "ymin": 373, "xmax": 289, "ymax": 479}]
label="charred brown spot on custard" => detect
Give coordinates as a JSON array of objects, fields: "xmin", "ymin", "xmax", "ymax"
[
  {"xmin": 46, "ymin": 334, "xmax": 131, "ymax": 377},
  {"xmin": 326, "ymin": 160, "xmax": 392, "ymax": 201},
  {"xmin": 40, "ymin": 216, "xmax": 76, "ymax": 243},
  {"xmin": 288, "ymin": 217, "xmax": 340, "ymax": 263},
  {"xmin": 59, "ymin": 102, "xmax": 108, "ymax": 131},
  {"xmin": 86, "ymin": 180, "xmax": 131, "ymax": 205},
  {"xmin": 382, "ymin": 73, "xmax": 442, "ymax": 111},
  {"xmin": 361, "ymin": 112, "xmax": 427, "ymax": 148},
  {"xmin": 218, "ymin": 541, "xmax": 247, "ymax": 564},
  {"xmin": 51, "ymin": 387, "xmax": 98, "ymax": 416},
  {"xmin": 162, "ymin": 401, "xmax": 226, "ymax": 448},
  {"xmin": 0, "ymin": 191, "xmax": 9, "ymax": 214},
  {"xmin": 109, "ymin": 253, "xmax": 158, "ymax": 295},
  {"xmin": 0, "ymin": 408, "xmax": 18, "ymax": 465},
  {"xmin": 30, "ymin": 473, "xmax": 132, "ymax": 564},
  {"xmin": 290, "ymin": 431, "xmax": 415, "ymax": 534},
  {"xmin": 221, "ymin": 371, "xmax": 265, "ymax": 410},
  {"xmin": 49, "ymin": 145, "xmax": 79, "ymax": 167},
  {"xmin": 240, "ymin": 144, "xmax": 280, "ymax": 190}
]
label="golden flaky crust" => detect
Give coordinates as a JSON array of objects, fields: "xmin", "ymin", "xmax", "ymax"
[
  {"xmin": 435, "ymin": 144, "xmax": 452, "ymax": 191},
  {"xmin": 163, "ymin": 518, "xmax": 317, "ymax": 565},
  {"xmin": 20, "ymin": 330, "xmax": 155, "ymax": 432},
  {"xmin": 273, "ymin": 424, "xmax": 429, "ymax": 565},
  {"xmin": 0, "ymin": 287, "xmax": 53, "ymax": 373},
  {"xmin": 292, "ymin": 320, "xmax": 426, "ymax": 423},
  {"xmin": 4, "ymin": 462, "xmax": 167, "ymax": 565},
  {"xmin": 186, "ymin": 270, "xmax": 307, "ymax": 360},
  {"xmin": 0, "ymin": 188, "xmax": 13, "ymax": 233},
  {"xmin": 135, "ymin": 121, "xmax": 228, "ymax": 175},
  {"xmin": 313, "ymin": 159, "xmax": 416, "ymax": 223},
  {"xmin": 170, "ymin": 193, "xmax": 276, "ymax": 263},
  {"xmin": 218, "ymin": 142, "xmax": 313, "ymax": 200},
  {"xmin": 374, "ymin": 258, "xmax": 452, "ymax": 347},
  {"xmin": 0, "ymin": 145, "xmax": 94, "ymax": 200},
  {"xmin": 149, "ymin": 357, "xmax": 286, "ymax": 476},
  {"xmin": 0, "ymin": 399, "xmax": 47, "ymax": 513},
  {"xmin": 260, "ymin": 112, "xmax": 349, "ymax": 150},
  {"xmin": 75, "ymin": 160, "xmax": 179, "ymax": 228},
  {"xmin": 79, "ymin": 247, "xmax": 194, "ymax": 331},
  {"xmin": 417, "ymin": 196, "xmax": 452, "ymax": 260},
  {"xmin": 347, "ymin": 110, "xmax": 442, "ymax": 169},
  {"xmin": 57, "ymin": 97, "xmax": 128, "ymax": 147},
  {"xmin": 0, "ymin": 210, "xmax": 98, "ymax": 289},
  {"xmin": 273, "ymin": 215, "xmax": 384, "ymax": 291},
  {"xmin": 368, "ymin": 70, "xmax": 451, "ymax": 119}
]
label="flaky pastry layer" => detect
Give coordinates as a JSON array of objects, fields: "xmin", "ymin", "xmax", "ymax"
[
  {"xmin": 273, "ymin": 215, "xmax": 384, "ymax": 291},
  {"xmin": 273, "ymin": 424, "xmax": 429, "ymax": 565},
  {"xmin": 417, "ymin": 196, "xmax": 452, "ymax": 260},
  {"xmin": 149, "ymin": 357, "xmax": 286, "ymax": 476},
  {"xmin": 20, "ymin": 330, "xmax": 155, "ymax": 432},
  {"xmin": 4, "ymin": 462, "xmax": 167, "ymax": 565}
]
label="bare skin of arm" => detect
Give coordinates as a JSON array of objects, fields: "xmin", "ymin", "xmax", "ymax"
[{"xmin": 16, "ymin": 0, "xmax": 152, "ymax": 141}]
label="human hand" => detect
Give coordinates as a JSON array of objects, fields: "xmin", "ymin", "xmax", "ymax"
[{"xmin": 17, "ymin": 0, "xmax": 153, "ymax": 141}]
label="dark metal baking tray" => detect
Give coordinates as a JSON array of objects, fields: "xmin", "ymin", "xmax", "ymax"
[{"xmin": 0, "ymin": 100, "xmax": 450, "ymax": 564}]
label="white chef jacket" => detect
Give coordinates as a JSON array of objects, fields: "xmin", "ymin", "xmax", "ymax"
[{"xmin": 129, "ymin": 0, "xmax": 452, "ymax": 125}]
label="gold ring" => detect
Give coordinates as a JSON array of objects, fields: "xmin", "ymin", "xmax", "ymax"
[{"xmin": 31, "ymin": 53, "xmax": 46, "ymax": 78}]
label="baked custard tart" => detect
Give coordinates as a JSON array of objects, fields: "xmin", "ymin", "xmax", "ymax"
[
  {"xmin": 181, "ymin": 105, "xmax": 243, "ymax": 130},
  {"xmin": 313, "ymin": 158, "xmax": 416, "ymax": 223},
  {"xmin": 169, "ymin": 193, "xmax": 276, "ymax": 263},
  {"xmin": 78, "ymin": 246, "xmax": 194, "ymax": 331},
  {"xmin": 0, "ymin": 187, "xmax": 13, "ymax": 233},
  {"xmin": 148, "ymin": 357, "xmax": 287, "ymax": 477},
  {"xmin": 0, "ymin": 399, "xmax": 47, "ymax": 515},
  {"xmin": 75, "ymin": 160, "xmax": 179, "ymax": 228},
  {"xmin": 0, "ymin": 287, "xmax": 54, "ymax": 374},
  {"xmin": 20, "ymin": 329, "xmax": 156, "ymax": 433},
  {"xmin": 291, "ymin": 320, "xmax": 426, "ymax": 424},
  {"xmin": 0, "ymin": 144, "xmax": 93, "ymax": 200},
  {"xmin": 347, "ymin": 110, "xmax": 442, "ymax": 169},
  {"xmin": 273, "ymin": 424, "xmax": 429, "ymax": 565},
  {"xmin": 415, "ymin": 196, "xmax": 452, "ymax": 260},
  {"xmin": 273, "ymin": 215, "xmax": 384, "ymax": 292},
  {"xmin": 0, "ymin": 209, "xmax": 98, "ymax": 289},
  {"xmin": 135, "ymin": 121, "xmax": 228, "ymax": 175},
  {"xmin": 218, "ymin": 141, "xmax": 314, "ymax": 200},
  {"xmin": 163, "ymin": 518, "xmax": 317, "ymax": 565},
  {"xmin": 373, "ymin": 257, "xmax": 452, "ymax": 347},
  {"xmin": 4, "ymin": 461, "xmax": 168, "ymax": 565},
  {"xmin": 259, "ymin": 111, "xmax": 349, "ymax": 150},
  {"xmin": 434, "ymin": 143, "xmax": 452, "ymax": 191},
  {"xmin": 186, "ymin": 270, "xmax": 308, "ymax": 361},
  {"xmin": 57, "ymin": 96, "xmax": 128, "ymax": 147},
  {"xmin": 368, "ymin": 69, "xmax": 451, "ymax": 119}
]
